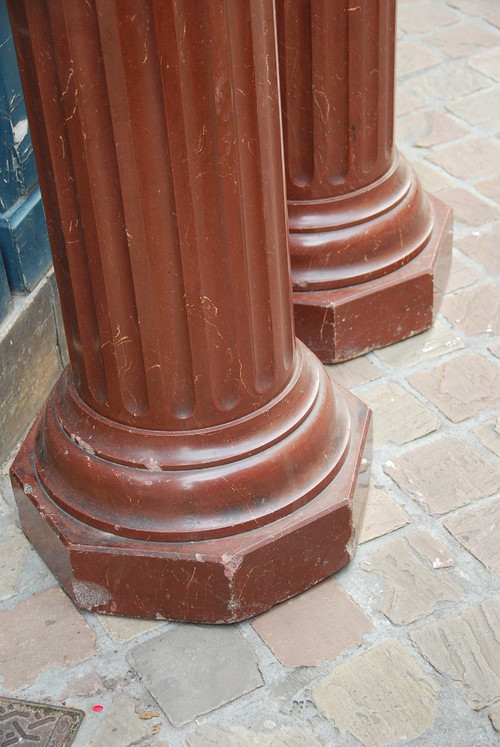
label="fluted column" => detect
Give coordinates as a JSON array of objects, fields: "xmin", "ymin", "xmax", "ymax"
[
  {"xmin": 277, "ymin": 0, "xmax": 452, "ymax": 362},
  {"xmin": 9, "ymin": 0, "xmax": 371, "ymax": 622}
]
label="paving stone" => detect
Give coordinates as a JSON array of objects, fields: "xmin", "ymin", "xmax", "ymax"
[
  {"xmin": 395, "ymin": 111, "xmax": 429, "ymax": 143},
  {"xmin": 410, "ymin": 598, "xmax": 500, "ymax": 709},
  {"xmin": 97, "ymin": 614, "xmax": 165, "ymax": 643},
  {"xmin": 406, "ymin": 530, "xmax": 455, "ymax": 568},
  {"xmin": 457, "ymin": 227, "xmax": 500, "ymax": 275},
  {"xmin": 427, "ymin": 22, "xmax": 499, "ymax": 58},
  {"xmin": 435, "ymin": 187, "xmax": 499, "ymax": 225},
  {"xmin": 426, "ymin": 138, "xmax": 500, "ymax": 180},
  {"xmin": 475, "ymin": 177, "xmax": 500, "ymax": 203},
  {"xmin": 186, "ymin": 724, "xmax": 324, "ymax": 747},
  {"xmin": 404, "ymin": 62, "xmax": 488, "ymax": 102},
  {"xmin": 0, "ymin": 524, "xmax": 29, "ymax": 601},
  {"xmin": 397, "ymin": 41, "xmax": 445, "ymax": 77},
  {"xmin": 447, "ymin": 89, "xmax": 500, "ymax": 128},
  {"xmin": 445, "ymin": 254, "xmax": 483, "ymax": 293},
  {"xmin": 355, "ymin": 484, "xmax": 411, "ymax": 544},
  {"xmin": 487, "ymin": 12, "xmax": 500, "ymax": 30},
  {"xmin": 384, "ymin": 436, "xmax": 500, "ymax": 515},
  {"xmin": 128, "ymin": 625, "xmax": 263, "ymax": 726},
  {"xmin": 396, "ymin": 88, "xmax": 424, "ymax": 116},
  {"xmin": 411, "ymin": 160, "xmax": 452, "ymax": 193},
  {"xmin": 415, "ymin": 111, "xmax": 468, "ymax": 148},
  {"xmin": 473, "ymin": 418, "xmax": 500, "ymax": 458},
  {"xmin": 441, "ymin": 285, "xmax": 500, "ymax": 335},
  {"xmin": 0, "ymin": 587, "xmax": 96, "ymax": 690},
  {"xmin": 268, "ymin": 668, "xmax": 316, "ymax": 707},
  {"xmin": 444, "ymin": 500, "xmax": 500, "ymax": 580},
  {"xmin": 252, "ymin": 577, "xmax": 371, "ymax": 667},
  {"xmin": 313, "ymin": 642, "xmax": 440, "ymax": 747},
  {"xmin": 408, "ymin": 353, "xmax": 500, "ymax": 422},
  {"xmin": 326, "ymin": 356, "xmax": 381, "ymax": 389},
  {"xmin": 59, "ymin": 672, "xmax": 105, "ymax": 700},
  {"xmin": 491, "ymin": 341, "xmax": 500, "ymax": 358},
  {"xmin": 87, "ymin": 692, "xmax": 154, "ymax": 747},
  {"xmin": 447, "ymin": 0, "xmax": 500, "ymax": 16},
  {"xmin": 397, "ymin": 3, "xmax": 459, "ymax": 34},
  {"xmin": 374, "ymin": 320, "xmax": 464, "ymax": 368},
  {"xmin": 490, "ymin": 706, "xmax": 500, "ymax": 731},
  {"xmin": 361, "ymin": 535, "xmax": 462, "ymax": 624},
  {"xmin": 360, "ymin": 381, "xmax": 440, "ymax": 449}
]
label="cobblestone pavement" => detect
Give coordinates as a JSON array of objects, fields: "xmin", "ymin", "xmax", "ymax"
[{"xmin": 1, "ymin": 1, "xmax": 500, "ymax": 745}]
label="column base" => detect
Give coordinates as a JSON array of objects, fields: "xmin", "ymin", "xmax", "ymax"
[
  {"xmin": 293, "ymin": 195, "xmax": 453, "ymax": 363},
  {"xmin": 10, "ymin": 355, "xmax": 371, "ymax": 623}
]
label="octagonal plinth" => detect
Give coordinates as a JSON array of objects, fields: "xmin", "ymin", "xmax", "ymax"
[
  {"xmin": 11, "ymin": 363, "xmax": 371, "ymax": 624},
  {"xmin": 293, "ymin": 195, "xmax": 452, "ymax": 363}
]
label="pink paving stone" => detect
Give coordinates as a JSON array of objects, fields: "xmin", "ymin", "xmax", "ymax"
[
  {"xmin": 445, "ymin": 255, "xmax": 482, "ymax": 294},
  {"xmin": 447, "ymin": 0, "xmax": 500, "ymax": 16},
  {"xmin": 408, "ymin": 353, "xmax": 500, "ymax": 423},
  {"xmin": 397, "ymin": 3, "xmax": 458, "ymax": 34},
  {"xmin": 473, "ymin": 418, "xmax": 500, "ymax": 459},
  {"xmin": 396, "ymin": 41, "xmax": 444, "ymax": 77},
  {"xmin": 491, "ymin": 342, "xmax": 500, "ymax": 358},
  {"xmin": 252, "ymin": 577, "xmax": 372, "ymax": 667},
  {"xmin": 475, "ymin": 178, "xmax": 500, "ymax": 203},
  {"xmin": 444, "ymin": 500, "xmax": 500, "ymax": 580},
  {"xmin": 441, "ymin": 285, "xmax": 500, "ymax": 336},
  {"xmin": 0, "ymin": 587, "xmax": 96, "ymax": 691},
  {"xmin": 59, "ymin": 672, "xmax": 106, "ymax": 700},
  {"xmin": 488, "ymin": 12, "xmax": 500, "ymax": 30},
  {"xmin": 447, "ymin": 90, "xmax": 500, "ymax": 129},
  {"xmin": 433, "ymin": 187, "xmax": 498, "ymax": 226},
  {"xmin": 427, "ymin": 21, "xmax": 499, "ymax": 58},
  {"xmin": 383, "ymin": 436, "xmax": 500, "ymax": 515},
  {"xmin": 411, "ymin": 161, "xmax": 452, "ymax": 194},
  {"xmin": 415, "ymin": 111, "xmax": 468, "ymax": 148},
  {"xmin": 426, "ymin": 139, "xmax": 500, "ymax": 180},
  {"xmin": 468, "ymin": 48, "xmax": 500, "ymax": 84},
  {"xmin": 457, "ymin": 227, "xmax": 500, "ymax": 275},
  {"xmin": 326, "ymin": 356, "xmax": 381, "ymax": 389},
  {"xmin": 396, "ymin": 89, "xmax": 424, "ymax": 117}
]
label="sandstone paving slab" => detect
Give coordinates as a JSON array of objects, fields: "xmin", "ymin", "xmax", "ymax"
[
  {"xmin": 427, "ymin": 21, "xmax": 499, "ymax": 58},
  {"xmin": 59, "ymin": 672, "xmax": 105, "ymax": 700},
  {"xmin": 441, "ymin": 284, "xmax": 500, "ymax": 336},
  {"xmin": 488, "ymin": 12, "xmax": 500, "ymax": 29},
  {"xmin": 252, "ymin": 577, "xmax": 371, "ymax": 667},
  {"xmin": 360, "ymin": 381, "xmax": 440, "ymax": 449},
  {"xmin": 410, "ymin": 598, "xmax": 500, "ymax": 709},
  {"xmin": 127, "ymin": 625, "xmax": 263, "ymax": 726},
  {"xmin": 414, "ymin": 111, "xmax": 468, "ymax": 148},
  {"xmin": 473, "ymin": 417, "xmax": 500, "ymax": 458},
  {"xmin": 354, "ymin": 484, "xmax": 411, "ymax": 544},
  {"xmin": 445, "ymin": 255, "xmax": 482, "ymax": 293},
  {"xmin": 490, "ymin": 706, "xmax": 500, "ymax": 731},
  {"xmin": 397, "ymin": 41, "xmax": 444, "ymax": 77},
  {"xmin": 360, "ymin": 535, "xmax": 463, "ymax": 624},
  {"xmin": 408, "ymin": 353, "xmax": 500, "ymax": 423},
  {"xmin": 435, "ymin": 187, "xmax": 499, "ymax": 225},
  {"xmin": 447, "ymin": 89, "xmax": 500, "ymax": 128},
  {"xmin": 384, "ymin": 436, "xmax": 500, "ymax": 515},
  {"xmin": 0, "ymin": 587, "xmax": 96, "ymax": 691},
  {"xmin": 447, "ymin": 0, "xmax": 500, "ymax": 17},
  {"xmin": 0, "ymin": 524, "xmax": 29, "ymax": 601},
  {"xmin": 404, "ymin": 63, "xmax": 488, "ymax": 102},
  {"xmin": 426, "ymin": 138, "xmax": 500, "ymax": 180},
  {"xmin": 313, "ymin": 641, "xmax": 440, "ymax": 747},
  {"xmin": 457, "ymin": 226, "xmax": 500, "ymax": 276},
  {"xmin": 325, "ymin": 356, "xmax": 380, "ymax": 389},
  {"xmin": 397, "ymin": 3, "xmax": 458, "ymax": 33},
  {"xmin": 444, "ymin": 500, "xmax": 500, "ymax": 580},
  {"xmin": 411, "ymin": 160, "xmax": 452, "ymax": 193},
  {"xmin": 373, "ymin": 320, "xmax": 464, "ymax": 368},
  {"xmin": 96, "ymin": 613, "xmax": 165, "ymax": 642},
  {"xmin": 87, "ymin": 692, "xmax": 155, "ymax": 747},
  {"xmin": 396, "ymin": 88, "xmax": 424, "ymax": 117},
  {"xmin": 468, "ymin": 47, "xmax": 500, "ymax": 83},
  {"xmin": 186, "ymin": 723, "xmax": 323, "ymax": 747},
  {"xmin": 406, "ymin": 530, "xmax": 455, "ymax": 568},
  {"xmin": 476, "ymin": 177, "xmax": 500, "ymax": 203}
]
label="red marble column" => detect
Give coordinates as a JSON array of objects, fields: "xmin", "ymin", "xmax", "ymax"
[
  {"xmin": 277, "ymin": 0, "xmax": 452, "ymax": 362},
  {"xmin": 8, "ymin": 0, "xmax": 371, "ymax": 622}
]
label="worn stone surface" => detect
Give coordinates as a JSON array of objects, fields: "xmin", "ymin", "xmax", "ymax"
[
  {"xmin": 128, "ymin": 626, "xmax": 263, "ymax": 726},
  {"xmin": 447, "ymin": 0, "xmax": 500, "ymax": 16},
  {"xmin": 0, "ymin": 524, "xmax": 29, "ymax": 601},
  {"xmin": 397, "ymin": 3, "xmax": 458, "ymax": 33},
  {"xmin": 374, "ymin": 320, "xmax": 464, "ymax": 368},
  {"xmin": 87, "ymin": 692, "xmax": 155, "ymax": 747},
  {"xmin": 447, "ymin": 89, "xmax": 500, "ymax": 129},
  {"xmin": 434, "ymin": 187, "xmax": 499, "ymax": 225},
  {"xmin": 361, "ymin": 535, "xmax": 462, "ymax": 624},
  {"xmin": 441, "ymin": 285, "xmax": 500, "ymax": 335},
  {"xmin": 408, "ymin": 354, "xmax": 500, "ymax": 423},
  {"xmin": 475, "ymin": 177, "xmax": 500, "ymax": 203},
  {"xmin": 397, "ymin": 41, "xmax": 444, "ymax": 77},
  {"xmin": 406, "ymin": 530, "xmax": 455, "ymax": 568},
  {"xmin": 252, "ymin": 577, "xmax": 371, "ymax": 667},
  {"xmin": 468, "ymin": 47, "xmax": 500, "ymax": 83},
  {"xmin": 97, "ymin": 614, "xmax": 165, "ymax": 643},
  {"xmin": 427, "ymin": 21, "xmax": 499, "ymax": 57},
  {"xmin": 473, "ymin": 418, "xmax": 500, "ymax": 457},
  {"xmin": 410, "ymin": 598, "xmax": 500, "ymax": 709},
  {"xmin": 404, "ymin": 62, "xmax": 487, "ymax": 101},
  {"xmin": 490, "ymin": 706, "xmax": 500, "ymax": 732},
  {"xmin": 384, "ymin": 436, "xmax": 500, "ymax": 515},
  {"xmin": 313, "ymin": 642, "xmax": 440, "ymax": 747},
  {"xmin": 415, "ymin": 111, "xmax": 468, "ymax": 148},
  {"xmin": 360, "ymin": 381, "xmax": 440, "ymax": 449},
  {"xmin": 445, "ymin": 500, "xmax": 500, "ymax": 580},
  {"xmin": 355, "ymin": 484, "xmax": 411, "ymax": 544},
  {"xmin": 326, "ymin": 356, "xmax": 381, "ymax": 389},
  {"xmin": 186, "ymin": 724, "xmax": 324, "ymax": 747},
  {"xmin": 426, "ymin": 138, "xmax": 500, "ymax": 180},
  {"xmin": 59, "ymin": 672, "xmax": 105, "ymax": 700},
  {"xmin": 411, "ymin": 159, "xmax": 452, "ymax": 193},
  {"xmin": 445, "ymin": 254, "xmax": 482, "ymax": 293},
  {"xmin": 457, "ymin": 227, "xmax": 500, "ymax": 275},
  {"xmin": 396, "ymin": 88, "xmax": 424, "ymax": 116},
  {"xmin": 0, "ymin": 587, "xmax": 95, "ymax": 690}
]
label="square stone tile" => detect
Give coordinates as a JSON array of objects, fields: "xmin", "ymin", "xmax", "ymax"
[
  {"xmin": 0, "ymin": 587, "xmax": 96, "ymax": 691},
  {"xmin": 441, "ymin": 285, "xmax": 500, "ymax": 335},
  {"xmin": 445, "ymin": 254, "xmax": 483, "ymax": 293},
  {"xmin": 326, "ymin": 356, "xmax": 381, "ymax": 389},
  {"xmin": 473, "ymin": 418, "xmax": 500, "ymax": 458},
  {"xmin": 404, "ymin": 63, "xmax": 488, "ymax": 102},
  {"xmin": 445, "ymin": 500, "xmax": 500, "ymax": 580},
  {"xmin": 408, "ymin": 353, "xmax": 500, "ymax": 423},
  {"xmin": 476, "ymin": 177, "xmax": 500, "ymax": 203},
  {"xmin": 360, "ymin": 381, "xmax": 440, "ymax": 449},
  {"xmin": 128, "ymin": 625, "xmax": 263, "ymax": 726},
  {"xmin": 468, "ymin": 47, "xmax": 500, "ymax": 83},
  {"xmin": 252, "ymin": 577, "xmax": 372, "ymax": 667},
  {"xmin": 374, "ymin": 321, "xmax": 464, "ymax": 368},
  {"xmin": 360, "ymin": 534, "xmax": 462, "ymax": 624},
  {"xmin": 397, "ymin": 41, "xmax": 444, "ymax": 77},
  {"xmin": 187, "ymin": 724, "xmax": 323, "ymax": 747},
  {"xmin": 96, "ymin": 614, "xmax": 165, "ymax": 643},
  {"xmin": 384, "ymin": 436, "xmax": 500, "ymax": 515},
  {"xmin": 88, "ymin": 693, "xmax": 155, "ymax": 747},
  {"xmin": 435, "ymin": 187, "xmax": 499, "ymax": 225},
  {"xmin": 410, "ymin": 598, "xmax": 500, "ymax": 709},
  {"xmin": 447, "ymin": 89, "xmax": 500, "ymax": 129},
  {"xmin": 426, "ymin": 139, "xmax": 500, "ymax": 180},
  {"xmin": 427, "ymin": 22, "xmax": 499, "ymax": 58},
  {"xmin": 355, "ymin": 484, "xmax": 411, "ymax": 544},
  {"xmin": 415, "ymin": 111, "xmax": 468, "ymax": 148},
  {"xmin": 457, "ymin": 227, "xmax": 500, "ymax": 275},
  {"xmin": 313, "ymin": 642, "xmax": 440, "ymax": 747},
  {"xmin": 397, "ymin": 3, "xmax": 458, "ymax": 34}
]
